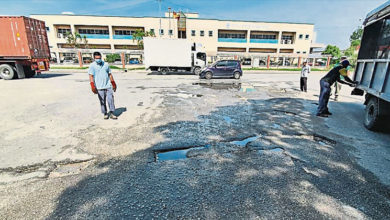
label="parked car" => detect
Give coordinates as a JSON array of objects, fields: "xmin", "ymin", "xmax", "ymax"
[
  {"xmin": 83, "ymin": 57, "xmax": 93, "ymax": 64},
  {"xmin": 242, "ymin": 58, "xmax": 251, "ymax": 66},
  {"xmin": 114, "ymin": 59, "xmax": 122, "ymax": 65},
  {"xmin": 129, "ymin": 58, "xmax": 140, "ymax": 64},
  {"xmin": 62, "ymin": 57, "xmax": 75, "ymax": 64},
  {"xmin": 199, "ymin": 60, "xmax": 243, "ymax": 79}
]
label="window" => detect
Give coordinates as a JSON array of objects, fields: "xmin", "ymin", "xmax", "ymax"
[
  {"xmin": 150, "ymin": 29, "xmax": 155, "ymax": 34},
  {"xmin": 216, "ymin": 61, "xmax": 227, "ymax": 67},
  {"xmin": 297, "ymin": 51, "xmax": 301, "ymax": 54},
  {"xmin": 46, "ymin": 27, "xmax": 50, "ymax": 31},
  {"xmin": 305, "ymin": 34, "xmax": 309, "ymax": 39},
  {"xmin": 200, "ymin": 30, "xmax": 204, "ymax": 36},
  {"xmin": 78, "ymin": 29, "xmax": 109, "ymax": 35},
  {"xmin": 218, "ymin": 33, "xmax": 246, "ymax": 39},
  {"xmin": 227, "ymin": 60, "xmax": 238, "ymax": 67},
  {"xmin": 57, "ymin": 28, "xmax": 71, "ymax": 38},
  {"xmin": 299, "ymin": 34, "xmax": 303, "ymax": 39},
  {"xmin": 250, "ymin": 34, "xmax": 277, "ymax": 39},
  {"xmin": 191, "ymin": 30, "xmax": 195, "ymax": 36},
  {"xmin": 114, "ymin": 30, "xmax": 135, "ymax": 35},
  {"xmin": 209, "ymin": 31, "xmax": 213, "ymax": 37},
  {"xmin": 159, "ymin": 29, "xmax": 164, "ymax": 35},
  {"xmin": 197, "ymin": 52, "xmax": 206, "ymax": 61},
  {"xmin": 169, "ymin": 29, "xmax": 173, "ymax": 35},
  {"xmin": 303, "ymin": 51, "xmax": 307, "ymax": 54},
  {"xmin": 282, "ymin": 35, "xmax": 293, "ymax": 41},
  {"xmin": 57, "ymin": 28, "xmax": 71, "ymax": 34}
]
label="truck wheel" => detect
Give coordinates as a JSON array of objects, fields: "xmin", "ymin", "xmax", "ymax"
[
  {"xmin": 0, "ymin": 64, "xmax": 15, "ymax": 80},
  {"xmin": 233, "ymin": 71, "xmax": 241, "ymax": 79},
  {"xmin": 24, "ymin": 66, "xmax": 36, "ymax": 78},
  {"xmin": 205, "ymin": 72, "xmax": 212, "ymax": 80},
  {"xmin": 193, "ymin": 67, "xmax": 201, "ymax": 75},
  {"xmin": 364, "ymin": 97, "xmax": 383, "ymax": 131},
  {"xmin": 160, "ymin": 68, "xmax": 168, "ymax": 75}
]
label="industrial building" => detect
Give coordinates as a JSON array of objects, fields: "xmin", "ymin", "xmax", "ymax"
[{"xmin": 31, "ymin": 12, "xmax": 321, "ymax": 66}]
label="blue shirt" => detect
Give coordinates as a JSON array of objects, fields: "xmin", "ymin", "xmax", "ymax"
[{"xmin": 88, "ymin": 61, "xmax": 112, "ymax": 90}]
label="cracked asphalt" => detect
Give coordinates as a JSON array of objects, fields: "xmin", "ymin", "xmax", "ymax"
[{"xmin": 0, "ymin": 70, "xmax": 390, "ymax": 219}]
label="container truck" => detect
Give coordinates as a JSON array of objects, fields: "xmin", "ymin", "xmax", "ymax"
[
  {"xmin": 0, "ymin": 16, "xmax": 50, "ymax": 80},
  {"xmin": 352, "ymin": 1, "xmax": 390, "ymax": 130},
  {"xmin": 143, "ymin": 37, "xmax": 206, "ymax": 75}
]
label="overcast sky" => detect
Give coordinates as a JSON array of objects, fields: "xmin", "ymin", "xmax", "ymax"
[{"xmin": 0, "ymin": 0, "xmax": 387, "ymax": 49}]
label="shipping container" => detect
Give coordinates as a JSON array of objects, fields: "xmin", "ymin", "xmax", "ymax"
[{"xmin": 0, "ymin": 16, "xmax": 50, "ymax": 80}]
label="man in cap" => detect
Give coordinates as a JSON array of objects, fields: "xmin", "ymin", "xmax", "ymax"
[
  {"xmin": 89, "ymin": 52, "xmax": 118, "ymax": 120},
  {"xmin": 317, "ymin": 59, "xmax": 356, "ymax": 117}
]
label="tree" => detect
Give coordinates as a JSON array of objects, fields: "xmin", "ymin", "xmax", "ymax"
[
  {"xmin": 322, "ymin": 45, "xmax": 341, "ymax": 64},
  {"xmin": 349, "ymin": 27, "xmax": 363, "ymax": 42},
  {"xmin": 132, "ymin": 29, "xmax": 156, "ymax": 49},
  {"xmin": 65, "ymin": 31, "xmax": 88, "ymax": 49},
  {"xmin": 105, "ymin": 54, "xmax": 121, "ymax": 63}
]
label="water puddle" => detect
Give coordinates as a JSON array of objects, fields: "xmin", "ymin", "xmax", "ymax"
[
  {"xmin": 240, "ymin": 87, "xmax": 257, "ymax": 93},
  {"xmin": 223, "ymin": 116, "xmax": 232, "ymax": 123},
  {"xmin": 231, "ymin": 136, "xmax": 259, "ymax": 147},
  {"xmin": 258, "ymin": 148, "xmax": 284, "ymax": 154},
  {"xmin": 155, "ymin": 145, "xmax": 210, "ymax": 162},
  {"xmin": 193, "ymin": 82, "xmax": 241, "ymax": 90}
]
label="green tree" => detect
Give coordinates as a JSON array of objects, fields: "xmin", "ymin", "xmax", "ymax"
[
  {"xmin": 350, "ymin": 27, "xmax": 363, "ymax": 42},
  {"xmin": 132, "ymin": 29, "xmax": 156, "ymax": 49},
  {"xmin": 322, "ymin": 45, "xmax": 341, "ymax": 64},
  {"xmin": 105, "ymin": 54, "xmax": 121, "ymax": 63},
  {"xmin": 65, "ymin": 31, "xmax": 88, "ymax": 49}
]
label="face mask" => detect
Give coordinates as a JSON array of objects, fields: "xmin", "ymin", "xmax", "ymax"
[{"xmin": 96, "ymin": 59, "xmax": 102, "ymax": 64}]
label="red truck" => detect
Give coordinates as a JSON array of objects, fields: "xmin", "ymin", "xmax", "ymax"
[{"xmin": 0, "ymin": 16, "xmax": 50, "ymax": 80}]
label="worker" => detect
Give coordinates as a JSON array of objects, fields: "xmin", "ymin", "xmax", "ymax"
[
  {"xmin": 317, "ymin": 59, "xmax": 356, "ymax": 117},
  {"xmin": 332, "ymin": 56, "xmax": 350, "ymax": 101},
  {"xmin": 300, "ymin": 61, "xmax": 310, "ymax": 92},
  {"xmin": 89, "ymin": 52, "xmax": 118, "ymax": 120}
]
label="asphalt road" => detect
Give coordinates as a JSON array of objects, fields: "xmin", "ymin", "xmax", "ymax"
[{"xmin": 0, "ymin": 70, "xmax": 389, "ymax": 219}]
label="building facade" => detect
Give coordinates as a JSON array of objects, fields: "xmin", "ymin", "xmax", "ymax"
[{"xmin": 31, "ymin": 13, "xmax": 315, "ymax": 65}]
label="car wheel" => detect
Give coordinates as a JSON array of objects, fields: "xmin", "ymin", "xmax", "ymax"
[
  {"xmin": 160, "ymin": 68, "xmax": 168, "ymax": 75},
  {"xmin": 0, "ymin": 64, "xmax": 15, "ymax": 80},
  {"xmin": 233, "ymin": 71, "xmax": 241, "ymax": 79},
  {"xmin": 364, "ymin": 97, "xmax": 384, "ymax": 131},
  {"xmin": 193, "ymin": 67, "xmax": 201, "ymax": 75},
  {"xmin": 205, "ymin": 72, "xmax": 212, "ymax": 80}
]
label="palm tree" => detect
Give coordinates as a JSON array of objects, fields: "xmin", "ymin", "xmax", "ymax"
[
  {"xmin": 132, "ymin": 29, "xmax": 156, "ymax": 49},
  {"xmin": 65, "ymin": 31, "xmax": 89, "ymax": 49}
]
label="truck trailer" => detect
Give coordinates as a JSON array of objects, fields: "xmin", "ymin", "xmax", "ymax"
[
  {"xmin": 352, "ymin": 1, "xmax": 390, "ymax": 130},
  {"xmin": 0, "ymin": 16, "xmax": 50, "ymax": 80},
  {"xmin": 143, "ymin": 37, "xmax": 206, "ymax": 75}
]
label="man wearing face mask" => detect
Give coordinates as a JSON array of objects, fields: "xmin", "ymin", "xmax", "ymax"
[{"xmin": 89, "ymin": 52, "xmax": 118, "ymax": 120}]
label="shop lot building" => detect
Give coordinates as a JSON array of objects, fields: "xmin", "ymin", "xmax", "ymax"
[{"xmin": 31, "ymin": 12, "xmax": 321, "ymax": 67}]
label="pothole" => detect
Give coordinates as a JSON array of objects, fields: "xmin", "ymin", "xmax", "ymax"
[
  {"xmin": 230, "ymin": 136, "xmax": 260, "ymax": 147},
  {"xmin": 223, "ymin": 116, "xmax": 232, "ymax": 123},
  {"xmin": 155, "ymin": 145, "xmax": 210, "ymax": 162},
  {"xmin": 192, "ymin": 82, "xmax": 241, "ymax": 90}
]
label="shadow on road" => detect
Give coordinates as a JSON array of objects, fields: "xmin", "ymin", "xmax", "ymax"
[
  {"xmin": 114, "ymin": 107, "xmax": 127, "ymax": 117},
  {"xmin": 48, "ymin": 98, "xmax": 390, "ymax": 219},
  {"xmin": 33, "ymin": 73, "xmax": 71, "ymax": 79}
]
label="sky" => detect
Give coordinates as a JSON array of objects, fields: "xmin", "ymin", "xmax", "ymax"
[{"xmin": 0, "ymin": 0, "xmax": 387, "ymax": 49}]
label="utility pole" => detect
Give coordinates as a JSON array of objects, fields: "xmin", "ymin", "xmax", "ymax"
[
  {"xmin": 168, "ymin": 7, "xmax": 171, "ymax": 38},
  {"xmin": 158, "ymin": 0, "xmax": 162, "ymax": 37}
]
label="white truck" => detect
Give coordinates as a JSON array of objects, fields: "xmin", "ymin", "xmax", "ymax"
[{"xmin": 143, "ymin": 37, "xmax": 207, "ymax": 75}]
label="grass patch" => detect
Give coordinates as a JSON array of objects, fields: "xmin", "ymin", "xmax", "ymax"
[
  {"xmin": 242, "ymin": 67, "xmax": 328, "ymax": 71},
  {"xmin": 109, "ymin": 65, "xmax": 124, "ymax": 70},
  {"xmin": 50, "ymin": 66, "xmax": 88, "ymax": 70},
  {"xmin": 127, "ymin": 67, "xmax": 146, "ymax": 71}
]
